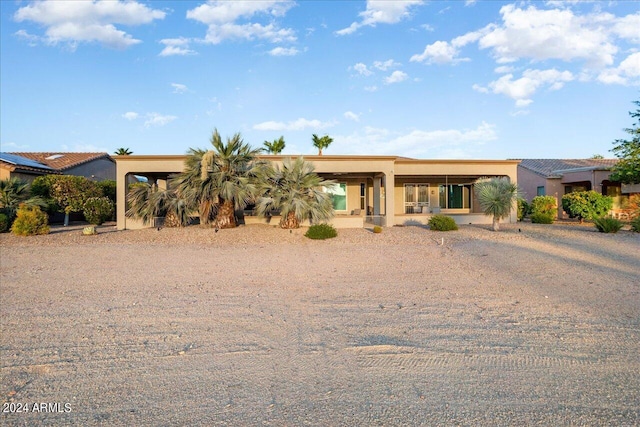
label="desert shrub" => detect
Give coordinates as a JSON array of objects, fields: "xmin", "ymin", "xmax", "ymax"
[
  {"xmin": 562, "ymin": 191, "xmax": 613, "ymax": 222},
  {"xmin": 373, "ymin": 225, "xmax": 383, "ymax": 233},
  {"xmin": 11, "ymin": 205, "xmax": 49, "ymax": 236},
  {"xmin": 630, "ymin": 216, "xmax": 640, "ymax": 232},
  {"xmin": 517, "ymin": 199, "xmax": 530, "ymax": 221},
  {"xmin": 530, "ymin": 213, "xmax": 554, "ymax": 224},
  {"xmin": 83, "ymin": 197, "xmax": 115, "ymax": 225},
  {"xmin": 305, "ymin": 223, "xmax": 337, "ymax": 240},
  {"xmin": 594, "ymin": 216, "xmax": 623, "ymax": 233},
  {"xmin": 428, "ymin": 214, "xmax": 458, "ymax": 231},
  {"xmin": 0, "ymin": 213, "xmax": 9, "ymax": 233}
]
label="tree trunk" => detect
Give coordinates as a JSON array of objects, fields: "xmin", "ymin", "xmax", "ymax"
[
  {"xmin": 164, "ymin": 211, "xmax": 181, "ymax": 228},
  {"xmin": 492, "ymin": 215, "xmax": 500, "ymax": 231},
  {"xmin": 215, "ymin": 199, "xmax": 236, "ymax": 229},
  {"xmin": 280, "ymin": 211, "xmax": 300, "ymax": 229},
  {"xmin": 64, "ymin": 212, "xmax": 70, "ymax": 227}
]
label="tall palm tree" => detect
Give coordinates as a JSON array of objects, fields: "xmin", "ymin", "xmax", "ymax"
[
  {"xmin": 174, "ymin": 129, "xmax": 264, "ymax": 229},
  {"xmin": 263, "ymin": 136, "xmax": 286, "ymax": 154},
  {"xmin": 255, "ymin": 157, "xmax": 335, "ymax": 229},
  {"xmin": 312, "ymin": 134, "xmax": 333, "ymax": 156},
  {"xmin": 474, "ymin": 177, "xmax": 521, "ymax": 231},
  {"xmin": 114, "ymin": 148, "xmax": 133, "ymax": 155}
]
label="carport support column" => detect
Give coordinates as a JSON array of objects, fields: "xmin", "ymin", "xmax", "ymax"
[
  {"xmin": 373, "ymin": 176, "xmax": 381, "ymax": 216},
  {"xmin": 116, "ymin": 166, "xmax": 129, "ymax": 230},
  {"xmin": 384, "ymin": 170, "xmax": 395, "ymax": 227}
]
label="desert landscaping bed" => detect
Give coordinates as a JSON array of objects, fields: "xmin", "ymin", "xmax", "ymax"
[{"xmin": 1, "ymin": 223, "xmax": 638, "ymax": 426}]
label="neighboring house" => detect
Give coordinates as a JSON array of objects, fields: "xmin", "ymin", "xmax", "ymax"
[
  {"xmin": 517, "ymin": 158, "xmax": 625, "ymax": 218},
  {"xmin": 2, "ymin": 152, "xmax": 115, "ymax": 181},
  {"xmin": 0, "ymin": 152, "xmax": 60, "ymax": 182},
  {"xmin": 114, "ymin": 154, "xmax": 520, "ymax": 229}
]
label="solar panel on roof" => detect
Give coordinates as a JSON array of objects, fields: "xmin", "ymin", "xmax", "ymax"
[{"xmin": 0, "ymin": 153, "xmax": 54, "ymax": 170}]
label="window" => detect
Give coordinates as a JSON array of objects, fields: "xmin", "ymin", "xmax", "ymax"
[
  {"xmin": 404, "ymin": 184, "xmax": 429, "ymax": 213},
  {"xmin": 438, "ymin": 184, "xmax": 471, "ymax": 209},
  {"xmin": 325, "ymin": 183, "xmax": 347, "ymax": 211},
  {"xmin": 537, "ymin": 186, "xmax": 545, "ymax": 196}
]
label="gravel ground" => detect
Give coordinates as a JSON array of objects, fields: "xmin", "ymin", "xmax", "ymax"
[{"xmin": 1, "ymin": 222, "xmax": 639, "ymax": 426}]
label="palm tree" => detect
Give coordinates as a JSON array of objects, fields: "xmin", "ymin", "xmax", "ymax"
[
  {"xmin": 255, "ymin": 157, "xmax": 335, "ymax": 229},
  {"xmin": 126, "ymin": 183, "xmax": 190, "ymax": 227},
  {"xmin": 173, "ymin": 129, "xmax": 264, "ymax": 229},
  {"xmin": 114, "ymin": 148, "xmax": 133, "ymax": 155},
  {"xmin": 474, "ymin": 177, "xmax": 521, "ymax": 231},
  {"xmin": 0, "ymin": 178, "xmax": 46, "ymax": 221},
  {"xmin": 312, "ymin": 134, "xmax": 333, "ymax": 156},
  {"xmin": 263, "ymin": 136, "xmax": 286, "ymax": 154}
]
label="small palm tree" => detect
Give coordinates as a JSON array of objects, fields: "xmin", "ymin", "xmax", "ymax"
[
  {"xmin": 312, "ymin": 134, "xmax": 333, "ymax": 156},
  {"xmin": 474, "ymin": 177, "xmax": 521, "ymax": 231},
  {"xmin": 173, "ymin": 129, "xmax": 264, "ymax": 229},
  {"xmin": 0, "ymin": 178, "xmax": 46, "ymax": 220},
  {"xmin": 263, "ymin": 136, "xmax": 286, "ymax": 154},
  {"xmin": 114, "ymin": 148, "xmax": 133, "ymax": 155},
  {"xmin": 255, "ymin": 157, "xmax": 335, "ymax": 229},
  {"xmin": 125, "ymin": 183, "xmax": 190, "ymax": 227}
]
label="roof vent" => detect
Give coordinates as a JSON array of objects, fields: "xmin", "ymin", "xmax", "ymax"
[{"xmin": 46, "ymin": 154, "xmax": 64, "ymax": 160}]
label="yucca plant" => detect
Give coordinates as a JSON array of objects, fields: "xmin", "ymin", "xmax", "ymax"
[
  {"xmin": 474, "ymin": 177, "xmax": 521, "ymax": 231},
  {"xmin": 255, "ymin": 157, "xmax": 335, "ymax": 229},
  {"xmin": 594, "ymin": 216, "xmax": 623, "ymax": 233}
]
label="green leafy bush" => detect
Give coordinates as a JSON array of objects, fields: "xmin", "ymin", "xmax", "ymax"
[
  {"xmin": 562, "ymin": 191, "xmax": 613, "ymax": 222},
  {"xmin": 630, "ymin": 216, "xmax": 640, "ymax": 232},
  {"xmin": 98, "ymin": 180, "xmax": 117, "ymax": 203},
  {"xmin": 11, "ymin": 205, "xmax": 49, "ymax": 236},
  {"xmin": 0, "ymin": 213, "xmax": 9, "ymax": 233},
  {"xmin": 428, "ymin": 214, "xmax": 458, "ymax": 231},
  {"xmin": 594, "ymin": 216, "xmax": 623, "ymax": 233},
  {"xmin": 305, "ymin": 223, "xmax": 337, "ymax": 240},
  {"xmin": 530, "ymin": 213, "xmax": 554, "ymax": 224},
  {"xmin": 373, "ymin": 225, "xmax": 383, "ymax": 233},
  {"xmin": 517, "ymin": 199, "xmax": 530, "ymax": 221},
  {"xmin": 83, "ymin": 197, "xmax": 115, "ymax": 225}
]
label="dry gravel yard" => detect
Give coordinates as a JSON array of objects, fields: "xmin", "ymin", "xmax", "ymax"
[{"xmin": 1, "ymin": 222, "xmax": 639, "ymax": 426}]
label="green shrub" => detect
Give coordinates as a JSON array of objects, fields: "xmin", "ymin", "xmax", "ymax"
[
  {"xmin": 594, "ymin": 216, "xmax": 623, "ymax": 233},
  {"xmin": 373, "ymin": 225, "xmax": 383, "ymax": 233},
  {"xmin": 562, "ymin": 191, "xmax": 613, "ymax": 222},
  {"xmin": 98, "ymin": 180, "xmax": 117, "ymax": 203},
  {"xmin": 0, "ymin": 213, "xmax": 9, "ymax": 233},
  {"xmin": 305, "ymin": 223, "xmax": 338, "ymax": 240},
  {"xmin": 83, "ymin": 197, "xmax": 115, "ymax": 225},
  {"xmin": 531, "ymin": 195, "xmax": 556, "ymax": 219},
  {"xmin": 11, "ymin": 205, "xmax": 49, "ymax": 236},
  {"xmin": 530, "ymin": 212, "xmax": 554, "ymax": 224},
  {"xmin": 428, "ymin": 214, "xmax": 458, "ymax": 231},
  {"xmin": 517, "ymin": 199, "xmax": 530, "ymax": 221},
  {"xmin": 630, "ymin": 216, "xmax": 640, "ymax": 232}
]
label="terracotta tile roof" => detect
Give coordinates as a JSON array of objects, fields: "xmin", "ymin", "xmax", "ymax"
[
  {"xmin": 517, "ymin": 159, "xmax": 619, "ymax": 178},
  {"xmin": 9, "ymin": 152, "xmax": 113, "ymax": 171},
  {"xmin": 0, "ymin": 152, "xmax": 59, "ymax": 174}
]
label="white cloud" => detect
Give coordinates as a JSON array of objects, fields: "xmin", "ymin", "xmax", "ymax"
[
  {"xmin": 122, "ymin": 112, "xmax": 139, "ymax": 120},
  {"xmin": 186, "ymin": 1, "xmax": 296, "ymax": 45},
  {"xmin": 494, "ymin": 66, "xmax": 515, "ymax": 74},
  {"xmin": 253, "ymin": 118, "xmax": 336, "ymax": 131},
  {"xmin": 332, "ymin": 122, "xmax": 497, "ymax": 158},
  {"xmin": 144, "ymin": 113, "xmax": 177, "ymax": 127},
  {"xmin": 159, "ymin": 38, "xmax": 197, "ymax": 56},
  {"xmin": 472, "ymin": 84, "xmax": 489, "ymax": 94},
  {"xmin": 171, "ymin": 83, "xmax": 188, "ymax": 94},
  {"xmin": 344, "ymin": 111, "xmax": 360, "ymax": 122},
  {"xmin": 364, "ymin": 85, "xmax": 379, "ymax": 92},
  {"xmin": 373, "ymin": 59, "xmax": 400, "ymax": 71},
  {"xmin": 336, "ymin": 0, "xmax": 424, "ymax": 35},
  {"xmin": 268, "ymin": 46, "xmax": 299, "ymax": 56},
  {"xmin": 14, "ymin": 0, "xmax": 165, "ymax": 50},
  {"xmin": 351, "ymin": 62, "xmax": 373, "ymax": 76},
  {"xmin": 1, "ymin": 141, "xmax": 30, "ymax": 150},
  {"xmin": 487, "ymin": 68, "xmax": 574, "ymax": 106},
  {"xmin": 597, "ymin": 52, "xmax": 640, "ymax": 85},
  {"xmin": 385, "ymin": 70, "xmax": 408, "ymax": 84},
  {"xmin": 410, "ymin": 30, "xmax": 483, "ymax": 64}
]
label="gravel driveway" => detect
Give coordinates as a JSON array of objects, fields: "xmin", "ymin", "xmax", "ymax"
[{"xmin": 1, "ymin": 223, "xmax": 639, "ymax": 426}]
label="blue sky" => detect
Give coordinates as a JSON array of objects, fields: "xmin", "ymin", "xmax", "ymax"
[{"xmin": 1, "ymin": 0, "xmax": 638, "ymax": 159}]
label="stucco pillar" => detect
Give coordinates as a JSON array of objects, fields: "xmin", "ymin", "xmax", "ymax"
[
  {"xmin": 373, "ymin": 176, "xmax": 381, "ymax": 216},
  {"xmin": 116, "ymin": 168, "xmax": 128, "ymax": 230},
  {"xmin": 384, "ymin": 170, "xmax": 395, "ymax": 227}
]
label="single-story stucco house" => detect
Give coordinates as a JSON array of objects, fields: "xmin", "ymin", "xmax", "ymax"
[
  {"xmin": 0, "ymin": 152, "xmax": 115, "ymax": 182},
  {"xmin": 516, "ymin": 158, "xmax": 630, "ymax": 218},
  {"xmin": 115, "ymin": 154, "xmax": 520, "ymax": 229}
]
